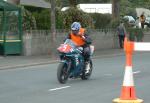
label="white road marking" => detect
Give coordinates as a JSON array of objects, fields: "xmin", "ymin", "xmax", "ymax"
[
  {"xmin": 49, "ymin": 86, "xmax": 71, "ymax": 91},
  {"xmin": 133, "ymin": 71, "xmax": 141, "ymax": 74}
]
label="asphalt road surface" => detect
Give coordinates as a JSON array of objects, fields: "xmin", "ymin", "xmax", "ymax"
[{"xmin": 0, "ymin": 52, "xmax": 150, "ymax": 103}]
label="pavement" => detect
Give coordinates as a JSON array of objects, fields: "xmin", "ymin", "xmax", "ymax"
[{"xmin": 0, "ymin": 49, "xmax": 125, "ymax": 70}]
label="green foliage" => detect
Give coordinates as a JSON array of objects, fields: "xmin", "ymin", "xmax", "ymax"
[
  {"xmin": 62, "ymin": 7, "xmax": 94, "ymax": 29},
  {"xmin": 21, "ymin": 0, "xmax": 150, "ymax": 30},
  {"xmin": 32, "ymin": 9, "xmax": 64, "ymax": 30},
  {"xmin": 62, "ymin": 0, "xmax": 111, "ymax": 7},
  {"xmin": 56, "ymin": 10, "xmax": 64, "ymax": 29},
  {"xmin": 90, "ymin": 13, "xmax": 111, "ymax": 29},
  {"xmin": 32, "ymin": 9, "xmax": 50, "ymax": 30},
  {"xmin": 110, "ymin": 18, "xmax": 120, "ymax": 28},
  {"xmin": 68, "ymin": 0, "xmax": 78, "ymax": 7},
  {"xmin": 120, "ymin": 0, "xmax": 150, "ymax": 17},
  {"xmin": 21, "ymin": 7, "xmax": 36, "ymax": 30}
]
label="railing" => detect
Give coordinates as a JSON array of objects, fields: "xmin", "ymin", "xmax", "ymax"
[{"xmin": 24, "ymin": 28, "xmax": 116, "ymax": 35}]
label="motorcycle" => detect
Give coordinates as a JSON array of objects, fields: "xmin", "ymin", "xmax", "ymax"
[{"xmin": 57, "ymin": 39, "xmax": 94, "ymax": 84}]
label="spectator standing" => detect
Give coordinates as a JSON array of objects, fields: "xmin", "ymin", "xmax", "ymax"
[
  {"xmin": 140, "ymin": 12, "xmax": 146, "ymax": 29},
  {"xmin": 117, "ymin": 22, "xmax": 126, "ymax": 48}
]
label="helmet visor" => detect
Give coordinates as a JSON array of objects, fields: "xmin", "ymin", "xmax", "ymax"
[{"xmin": 72, "ymin": 30, "xmax": 79, "ymax": 35}]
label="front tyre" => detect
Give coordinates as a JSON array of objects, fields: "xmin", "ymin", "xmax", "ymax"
[
  {"xmin": 57, "ymin": 62, "xmax": 69, "ymax": 84},
  {"xmin": 81, "ymin": 59, "xmax": 93, "ymax": 80}
]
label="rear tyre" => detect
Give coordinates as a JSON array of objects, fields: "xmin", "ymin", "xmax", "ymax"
[
  {"xmin": 81, "ymin": 59, "xmax": 93, "ymax": 80},
  {"xmin": 57, "ymin": 62, "xmax": 69, "ymax": 84}
]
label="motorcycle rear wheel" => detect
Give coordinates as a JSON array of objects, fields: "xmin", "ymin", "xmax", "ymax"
[{"xmin": 57, "ymin": 62, "xmax": 69, "ymax": 84}]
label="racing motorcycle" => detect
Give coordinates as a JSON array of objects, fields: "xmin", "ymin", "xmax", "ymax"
[{"xmin": 57, "ymin": 39, "xmax": 94, "ymax": 84}]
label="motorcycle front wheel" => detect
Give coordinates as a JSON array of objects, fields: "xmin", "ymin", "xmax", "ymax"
[{"xmin": 57, "ymin": 62, "xmax": 69, "ymax": 84}]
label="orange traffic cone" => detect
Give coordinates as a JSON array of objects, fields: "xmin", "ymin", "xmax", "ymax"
[{"xmin": 113, "ymin": 37, "xmax": 143, "ymax": 103}]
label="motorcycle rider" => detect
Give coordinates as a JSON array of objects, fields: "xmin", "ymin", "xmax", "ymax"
[{"xmin": 65, "ymin": 22, "xmax": 92, "ymax": 63}]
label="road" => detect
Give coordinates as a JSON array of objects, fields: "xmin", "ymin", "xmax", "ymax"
[{"xmin": 0, "ymin": 52, "xmax": 150, "ymax": 103}]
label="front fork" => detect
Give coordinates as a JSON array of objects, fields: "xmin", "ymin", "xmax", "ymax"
[
  {"xmin": 60, "ymin": 59, "xmax": 71, "ymax": 76},
  {"xmin": 72, "ymin": 55, "xmax": 84, "ymax": 76}
]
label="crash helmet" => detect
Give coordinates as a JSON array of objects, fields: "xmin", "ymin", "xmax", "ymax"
[{"xmin": 71, "ymin": 22, "xmax": 81, "ymax": 35}]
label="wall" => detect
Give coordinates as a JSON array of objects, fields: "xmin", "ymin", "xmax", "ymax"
[
  {"xmin": 23, "ymin": 30, "xmax": 52, "ymax": 56},
  {"xmin": 22, "ymin": 29, "xmax": 150, "ymax": 56}
]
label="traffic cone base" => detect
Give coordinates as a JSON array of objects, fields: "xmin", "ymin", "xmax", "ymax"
[
  {"xmin": 120, "ymin": 86, "xmax": 136, "ymax": 100},
  {"xmin": 113, "ymin": 98, "xmax": 143, "ymax": 103}
]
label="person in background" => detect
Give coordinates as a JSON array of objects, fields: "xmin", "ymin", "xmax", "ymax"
[
  {"xmin": 117, "ymin": 21, "xmax": 126, "ymax": 48},
  {"xmin": 140, "ymin": 12, "xmax": 146, "ymax": 29}
]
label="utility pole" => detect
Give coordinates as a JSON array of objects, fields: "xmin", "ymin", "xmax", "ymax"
[
  {"xmin": 112, "ymin": 0, "xmax": 120, "ymax": 19},
  {"xmin": 49, "ymin": 0, "xmax": 56, "ymax": 57},
  {"xmin": 50, "ymin": 0, "xmax": 56, "ymax": 43}
]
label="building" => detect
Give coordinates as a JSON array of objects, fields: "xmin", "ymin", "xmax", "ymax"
[
  {"xmin": 4, "ymin": 0, "xmax": 51, "ymax": 8},
  {"xmin": 61, "ymin": 4, "xmax": 112, "ymax": 14},
  {"xmin": 78, "ymin": 4, "xmax": 112, "ymax": 14}
]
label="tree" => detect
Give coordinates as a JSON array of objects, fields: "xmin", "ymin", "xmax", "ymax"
[
  {"xmin": 49, "ymin": 0, "xmax": 56, "ymax": 43},
  {"xmin": 49, "ymin": 0, "xmax": 57, "ymax": 57},
  {"xmin": 62, "ymin": 7, "xmax": 94, "ymax": 29},
  {"xmin": 112, "ymin": 0, "xmax": 120, "ymax": 19},
  {"xmin": 91, "ymin": 13, "xmax": 111, "ymax": 29},
  {"xmin": 69, "ymin": 0, "xmax": 77, "ymax": 7},
  {"xmin": 10, "ymin": 0, "xmax": 20, "ymax": 5}
]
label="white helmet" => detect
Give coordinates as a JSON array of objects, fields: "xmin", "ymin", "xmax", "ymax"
[{"xmin": 71, "ymin": 22, "xmax": 81, "ymax": 31}]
